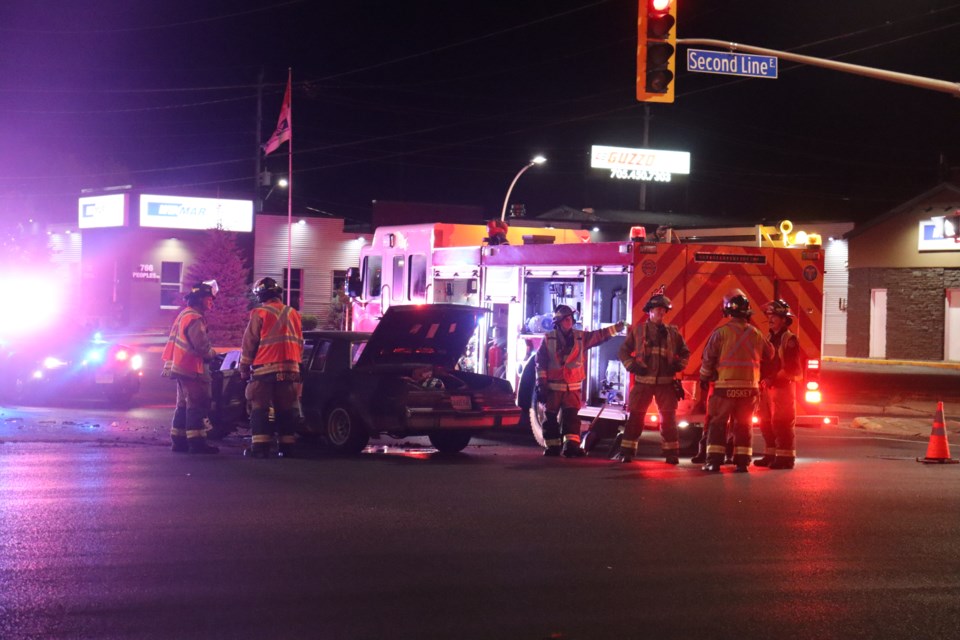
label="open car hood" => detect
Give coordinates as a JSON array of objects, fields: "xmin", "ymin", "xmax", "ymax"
[{"xmin": 356, "ymin": 304, "xmax": 487, "ymax": 369}]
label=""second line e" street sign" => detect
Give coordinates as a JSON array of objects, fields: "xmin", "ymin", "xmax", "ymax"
[{"xmin": 687, "ymin": 49, "xmax": 778, "ymax": 79}]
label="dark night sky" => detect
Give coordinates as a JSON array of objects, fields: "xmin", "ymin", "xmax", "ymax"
[{"xmin": 1, "ymin": 0, "xmax": 958, "ymax": 226}]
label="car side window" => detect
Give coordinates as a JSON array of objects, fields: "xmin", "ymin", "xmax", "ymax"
[
  {"xmin": 351, "ymin": 341, "xmax": 367, "ymax": 367},
  {"xmin": 311, "ymin": 341, "xmax": 332, "ymax": 372}
]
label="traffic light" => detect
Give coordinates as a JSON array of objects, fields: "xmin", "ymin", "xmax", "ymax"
[{"xmin": 637, "ymin": 0, "xmax": 678, "ymax": 103}]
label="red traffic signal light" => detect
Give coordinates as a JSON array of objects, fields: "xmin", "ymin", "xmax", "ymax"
[{"xmin": 637, "ymin": 0, "xmax": 678, "ymax": 103}]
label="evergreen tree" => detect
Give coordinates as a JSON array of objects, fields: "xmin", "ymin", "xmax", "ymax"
[{"xmin": 184, "ymin": 228, "xmax": 251, "ymax": 346}]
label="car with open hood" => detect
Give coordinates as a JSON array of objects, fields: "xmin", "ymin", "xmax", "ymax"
[{"xmin": 298, "ymin": 304, "xmax": 521, "ymax": 453}]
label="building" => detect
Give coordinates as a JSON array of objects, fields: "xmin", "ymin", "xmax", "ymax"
[
  {"xmin": 253, "ymin": 214, "xmax": 370, "ymax": 327},
  {"xmin": 71, "ymin": 191, "xmax": 373, "ymax": 332},
  {"xmin": 846, "ymin": 182, "xmax": 960, "ymax": 361}
]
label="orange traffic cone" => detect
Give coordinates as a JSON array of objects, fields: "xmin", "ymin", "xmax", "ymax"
[{"xmin": 917, "ymin": 401, "xmax": 959, "ymax": 464}]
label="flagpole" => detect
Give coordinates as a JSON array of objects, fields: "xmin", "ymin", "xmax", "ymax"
[{"xmin": 286, "ymin": 67, "xmax": 293, "ymax": 307}]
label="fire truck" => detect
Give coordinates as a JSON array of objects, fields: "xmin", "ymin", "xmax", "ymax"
[{"xmin": 346, "ymin": 221, "xmax": 830, "ymax": 451}]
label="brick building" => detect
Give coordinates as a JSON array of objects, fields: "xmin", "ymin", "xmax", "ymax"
[{"xmin": 846, "ymin": 183, "xmax": 960, "ymax": 361}]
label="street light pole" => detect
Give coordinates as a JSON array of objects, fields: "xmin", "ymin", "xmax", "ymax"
[{"xmin": 500, "ymin": 156, "xmax": 546, "ymax": 222}]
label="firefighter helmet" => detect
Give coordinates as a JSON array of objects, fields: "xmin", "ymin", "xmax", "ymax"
[
  {"xmin": 184, "ymin": 280, "xmax": 218, "ymax": 305},
  {"xmin": 253, "ymin": 277, "xmax": 283, "ymax": 302},
  {"xmin": 553, "ymin": 304, "xmax": 577, "ymax": 324},
  {"xmin": 765, "ymin": 299, "xmax": 794, "ymax": 325},
  {"xmin": 643, "ymin": 285, "xmax": 672, "ymax": 313},
  {"xmin": 722, "ymin": 289, "xmax": 752, "ymax": 318}
]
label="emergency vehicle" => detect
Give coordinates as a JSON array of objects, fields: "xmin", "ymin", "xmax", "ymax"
[{"xmin": 346, "ymin": 221, "xmax": 830, "ymax": 450}]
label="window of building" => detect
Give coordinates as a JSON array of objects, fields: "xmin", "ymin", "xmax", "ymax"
[
  {"xmin": 283, "ymin": 268, "xmax": 303, "ymax": 310},
  {"xmin": 160, "ymin": 261, "xmax": 182, "ymax": 308},
  {"xmin": 392, "ymin": 255, "xmax": 405, "ymax": 301},
  {"xmin": 409, "ymin": 254, "xmax": 427, "ymax": 300},
  {"xmin": 332, "ymin": 269, "xmax": 348, "ymax": 294}
]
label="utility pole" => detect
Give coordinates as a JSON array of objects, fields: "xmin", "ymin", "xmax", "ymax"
[
  {"xmin": 254, "ymin": 67, "xmax": 264, "ymax": 213},
  {"xmin": 640, "ymin": 104, "xmax": 651, "ymax": 212}
]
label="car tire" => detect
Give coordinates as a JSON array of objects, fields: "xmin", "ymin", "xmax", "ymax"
[
  {"xmin": 325, "ymin": 404, "xmax": 369, "ymax": 454},
  {"xmin": 428, "ymin": 431, "xmax": 472, "ymax": 454}
]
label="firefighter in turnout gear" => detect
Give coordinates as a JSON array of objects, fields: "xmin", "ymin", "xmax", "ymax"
[
  {"xmin": 240, "ymin": 277, "xmax": 304, "ymax": 458},
  {"xmin": 755, "ymin": 299, "xmax": 803, "ymax": 469},
  {"xmin": 536, "ymin": 305, "xmax": 624, "ymax": 457},
  {"xmin": 161, "ymin": 280, "xmax": 220, "ymax": 454},
  {"xmin": 616, "ymin": 287, "xmax": 690, "ymax": 464},
  {"xmin": 699, "ymin": 289, "xmax": 774, "ymax": 473}
]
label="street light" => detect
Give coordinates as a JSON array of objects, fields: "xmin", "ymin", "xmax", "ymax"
[{"xmin": 500, "ymin": 155, "xmax": 546, "ymax": 222}]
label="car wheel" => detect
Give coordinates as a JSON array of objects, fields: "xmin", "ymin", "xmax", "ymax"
[
  {"xmin": 428, "ymin": 431, "xmax": 472, "ymax": 454},
  {"xmin": 325, "ymin": 404, "xmax": 369, "ymax": 454}
]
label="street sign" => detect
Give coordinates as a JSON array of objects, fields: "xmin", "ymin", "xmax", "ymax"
[{"xmin": 687, "ymin": 49, "xmax": 778, "ymax": 79}]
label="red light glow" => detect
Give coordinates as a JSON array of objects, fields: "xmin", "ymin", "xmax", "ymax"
[
  {"xmin": 751, "ymin": 415, "xmax": 759, "ymax": 424},
  {"xmin": 806, "ymin": 390, "xmax": 822, "ymax": 404},
  {"xmin": 806, "ymin": 381, "xmax": 820, "ymax": 391},
  {"xmin": 650, "ymin": 0, "xmax": 672, "ymax": 13}
]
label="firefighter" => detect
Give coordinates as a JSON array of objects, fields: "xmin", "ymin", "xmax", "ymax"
[
  {"xmin": 240, "ymin": 277, "xmax": 305, "ymax": 459},
  {"xmin": 699, "ymin": 289, "xmax": 774, "ymax": 473},
  {"xmin": 161, "ymin": 280, "xmax": 220, "ymax": 454},
  {"xmin": 755, "ymin": 299, "xmax": 803, "ymax": 469},
  {"xmin": 616, "ymin": 288, "xmax": 690, "ymax": 464},
  {"xmin": 536, "ymin": 304, "xmax": 624, "ymax": 457}
]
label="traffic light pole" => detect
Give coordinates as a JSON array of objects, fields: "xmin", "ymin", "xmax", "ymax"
[{"xmin": 678, "ymin": 38, "xmax": 960, "ymax": 98}]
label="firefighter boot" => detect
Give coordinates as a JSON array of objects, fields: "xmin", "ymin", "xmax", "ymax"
[
  {"xmin": 616, "ymin": 447, "xmax": 634, "ymax": 463},
  {"xmin": 244, "ymin": 443, "xmax": 271, "ymax": 459},
  {"xmin": 171, "ymin": 406, "xmax": 188, "ymax": 452},
  {"xmin": 702, "ymin": 462, "xmax": 721, "ymax": 473},
  {"xmin": 562, "ymin": 440, "xmax": 585, "ymax": 458},
  {"xmin": 690, "ymin": 432, "xmax": 708, "ymax": 464},
  {"xmin": 753, "ymin": 454, "xmax": 775, "ymax": 467},
  {"xmin": 247, "ymin": 408, "xmax": 272, "ymax": 459},
  {"xmin": 185, "ymin": 408, "xmax": 218, "ymax": 454},
  {"xmin": 665, "ymin": 454, "xmax": 680, "ymax": 465},
  {"xmin": 187, "ymin": 438, "xmax": 219, "ymax": 454},
  {"xmin": 276, "ymin": 410, "xmax": 300, "ymax": 459},
  {"xmin": 770, "ymin": 456, "xmax": 795, "ymax": 470},
  {"xmin": 543, "ymin": 445, "xmax": 561, "ymax": 457}
]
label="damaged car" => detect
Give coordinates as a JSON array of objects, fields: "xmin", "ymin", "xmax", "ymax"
[{"xmin": 299, "ymin": 304, "xmax": 521, "ymax": 453}]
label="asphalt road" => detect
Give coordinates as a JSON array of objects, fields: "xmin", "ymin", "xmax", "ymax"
[{"xmin": 2, "ymin": 424, "xmax": 959, "ymax": 640}]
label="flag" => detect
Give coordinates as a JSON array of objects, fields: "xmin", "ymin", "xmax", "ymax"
[{"xmin": 263, "ymin": 78, "xmax": 291, "ymax": 155}]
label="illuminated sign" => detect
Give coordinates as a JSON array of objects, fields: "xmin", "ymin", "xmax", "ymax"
[
  {"xmin": 590, "ymin": 145, "xmax": 690, "ymax": 183},
  {"xmin": 78, "ymin": 194, "xmax": 127, "ymax": 229},
  {"xmin": 139, "ymin": 194, "xmax": 253, "ymax": 232},
  {"xmin": 918, "ymin": 218, "xmax": 960, "ymax": 252}
]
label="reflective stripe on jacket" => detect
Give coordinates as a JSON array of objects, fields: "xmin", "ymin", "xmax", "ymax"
[
  {"xmin": 240, "ymin": 301, "xmax": 304, "ymax": 376},
  {"xmin": 536, "ymin": 325, "xmax": 618, "ymax": 392},
  {"xmin": 161, "ymin": 307, "xmax": 207, "ymax": 378},
  {"xmin": 700, "ymin": 319, "xmax": 773, "ymax": 389}
]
